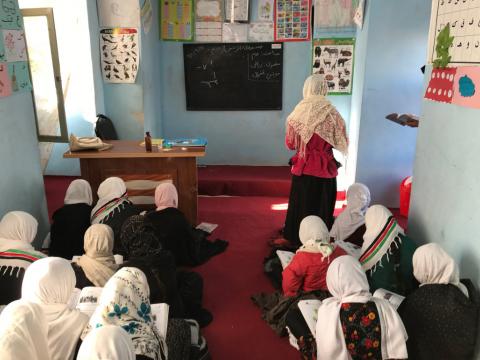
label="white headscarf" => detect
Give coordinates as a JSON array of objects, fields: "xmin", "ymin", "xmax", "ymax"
[
  {"xmin": 413, "ymin": 243, "xmax": 469, "ymax": 298},
  {"xmin": 0, "ymin": 300, "xmax": 50, "ymax": 360},
  {"xmin": 316, "ymin": 255, "xmax": 408, "ymax": 360},
  {"xmin": 77, "ymin": 325, "xmax": 136, "ymax": 360},
  {"xmin": 82, "ymin": 267, "xmax": 167, "ymax": 360},
  {"xmin": 91, "ymin": 177, "xmax": 128, "ymax": 224},
  {"xmin": 64, "ymin": 179, "xmax": 93, "ymax": 206},
  {"xmin": 76, "ymin": 224, "xmax": 117, "ymax": 287},
  {"xmin": 330, "ymin": 183, "xmax": 370, "ymax": 242},
  {"xmin": 155, "ymin": 183, "xmax": 178, "ymax": 211},
  {"xmin": 0, "ymin": 211, "xmax": 38, "ymax": 252},
  {"xmin": 286, "ymin": 74, "xmax": 348, "ymax": 157},
  {"xmin": 22, "ymin": 257, "xmax": 88, "ymax": 360},
  {"xmin": 297, "ymin": 215, "xmax": 334, "ymax": 258}
]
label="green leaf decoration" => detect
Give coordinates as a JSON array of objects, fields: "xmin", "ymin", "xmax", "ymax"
[{"xmin": 433, "ymin": 24, "xmax": 454, "ymax": 68}]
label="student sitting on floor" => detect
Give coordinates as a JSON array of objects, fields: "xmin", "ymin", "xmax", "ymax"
[
  {"xmin": 77, "ymin": 325, "xmax": 136, "ymax": 360},
  {"xmin": 398, "ymin": 243, "xmax": 479, "ymax": 360},
  {"xmin": 49, "ymin": 179, "xmax": 93, "ymax": 259},
  {"xmin": 330, "ymin": 183, "xmax": 370, "ymax": 247},
  {"xmin": 72, "ymin": 224, "xmax": 118, "ymax": 288},
  {"xmin": 0, "ymin": 211, "xmax": 45, "ymax": 305},
  {"xmin": 22, "ymin": 257, "xmax": 88, "ymax": 360},
  {"xmin": 147, "ymin": 183, "xmax": 228, "ymax": 266},
  {"xmin": 359, "ymin": 205, "xmax": 418, "ymax": 295},
  {"xmin": 316, "ymin": 255, "xmax": 408, "ymax": 360},
  {"xmin": 90, "ymin": 177, "xmax": 140, "ymax": 252}
]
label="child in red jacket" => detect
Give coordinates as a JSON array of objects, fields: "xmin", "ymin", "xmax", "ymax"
[{"xmin": 282, "ymin": 215, "xmax": 346, "ymax": 296}]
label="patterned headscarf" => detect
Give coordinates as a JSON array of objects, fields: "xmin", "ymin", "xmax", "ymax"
[
  {"xmin": 120, "ymin": 215, "xmax": 163, "ymax": 258},
  {"xmin": 91, "ymin": 177, "xmax": 130, "ymax": 224}
]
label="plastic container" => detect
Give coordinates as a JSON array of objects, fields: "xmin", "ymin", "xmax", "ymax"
[{"xmin": 400, "ymin": 176, "xmax": 413, "ymax": 217}]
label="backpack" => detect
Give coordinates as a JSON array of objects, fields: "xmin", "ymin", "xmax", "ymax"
[{"xmin": 94, "ymin": 114, "xmax": 118, "ymax": 140}]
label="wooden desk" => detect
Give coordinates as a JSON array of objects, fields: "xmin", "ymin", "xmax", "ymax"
[{"xmin": 64, "ymin": 140, "xmax": 206, "ymax": 225}]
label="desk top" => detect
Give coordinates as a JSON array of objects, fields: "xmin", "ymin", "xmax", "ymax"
[{"xmin": 64, "ymin": 140, "xmax": 206, "ymax": 159}]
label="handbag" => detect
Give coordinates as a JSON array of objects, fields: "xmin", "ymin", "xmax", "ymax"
[{"xmin": 69, "ymin": 134, "xmax": 113, "ymax": 152}]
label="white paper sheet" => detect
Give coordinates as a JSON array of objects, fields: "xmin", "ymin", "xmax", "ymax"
[
  {"xmin": 222, "ymin": 23, "xmax": 248, "ymax": 42},
  {"xmin": 140, "ymin": 0, "xmax": 153, "ymax": 33},
  {"xmin": 196, "ymin": 0, "xmax": 223, "ymax": 22},
  {"xmin": 258, "ymin": 0, "xmax": 274, "ymax": 22},
  {"xmin": 297, "ymin": 299, "xmax": 322, "ymax": 336},
  {"xmin": 75, "ymin": 287, "xmax": 103, "ymax": 317},
  {"xmin": 225, "ymin": 0, "xmax": 249, "ymax": 22},
  {"xmin": 196, "ymin": 222, "xmax": 218, "ymax": 233},
  {"xmin": 2, "ymin": 30, "xmax": 27, "ymax": 62},
  {"xmin": 195, "ymin": 21, "xmax": 222, "ymax": 42},
  {"xmin": 151, "ymin": 303, "xmax": 169, "ymax": 339},
  {"xmin": 248, "ymin": 22, "xmax": 274, "ymax": 42},
  {"xmin": 97, "ymin": 0, "xmax": 140, "ymax": 28}
]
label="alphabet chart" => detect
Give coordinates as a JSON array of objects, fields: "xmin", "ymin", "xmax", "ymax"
[{"xmin": 428, "ymin": 0, "xmax": 480, "ymax": 63}]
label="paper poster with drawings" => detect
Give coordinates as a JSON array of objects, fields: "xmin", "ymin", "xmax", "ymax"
[
  {"xmin": 2, "ymin": 30, "xmax": 26, "ymax": 62},
  {"xmin": 8, "ymin": 61, "xmax": 31, "ymax": 93},
  {"xmin": 100, "ymin": 28, "xmax": 139, "ymax": 84},
  {"xmin": 195, "ymin": 0, "xmax": 223, "ymax": 22},
  {"xmin": 225, "ymin": 0, "xmax": 249, "ymax": 22},
  {"xmin": 195, "ymin": 21, "xmax": 222, "ymax": 42},
  {"xmin": 258, "ymin": 0, "xmax": 274, "ymax": 22},
  {"xmin": 248, "ymin": 22, "xmax": 274, "ymax": 42},
  {"xmin": 140, "ymin": 0, "xmax": 153, "ymax": 34},
  {"xmin": 427, "ymin": 0, "xmax": 480, "ymax": 64},
  {"xmin": 161, "ymin": 0, "xmax": 194, "ymax": 41},
  {"xmin": 0, "ymin": 0, "xmax": 23, "ymax": 30},
  {"xmin": 274, "ymin": 0, "xmax": 311, "ymax": 42},
  {"xmin": 314, "ymin": 0, "xmax": 357, "ymax": 29},
  {"xmin": 97, "ymin": 0, "xmax": 140, "ymax": 28},
  {"xmin": 222, "ymin": 23, "xmax": 248, "ymax": 42},
  {"xmin": 0, "ymin": 63, "xmax": 12, "ymax": 97},
  {"xmin": 312, "ymin": 38, "xmax": 354, "ymax": 95}
]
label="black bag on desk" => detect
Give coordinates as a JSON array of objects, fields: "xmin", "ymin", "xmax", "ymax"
[{"xmin": 95, "ymin": 114, "xmax": 118, "ymax": 140}]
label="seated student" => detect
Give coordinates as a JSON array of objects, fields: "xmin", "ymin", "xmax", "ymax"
[
  {"xmin": 0, "ymin": 300, "xmax": 50, "ymax": 360},
  {"xmin": 22, "ymin": 257, "xmax": 88, "ymax": 360},
  {"xmin": 81, "ymin": 267, "xmax": 167, "ymax": 360},
  {"xmin": 398, "ymin": 243, "xmax": 479, "ymax": 360},
  {"xmin": 283, "ymin": 215, "xmax": 346, "ymax": 297},
  {"xmin": 90, "ymin": 177, "xmax": 140, "ymax": 252},
  {"xmin": 49, "ymin": 179, "xmax": 93, "ymax": 259},
  {"xmin": 359, "ymin": 205, "xmax": 417, "ymax": 295},
  {"xmin": 72, "ymin": 224, "xmax": 118, "ymax": 288},
  {"xmin": 120, "ymin": 215, "xmax": 213, "ymax": 327},
  {"xmin": 330, "ymin": 183, "xmax": 370, "ymax": 246},
  {"xmin": 147, "ymin": 183, "xmax": 228, "ymax": 266},
  {"xmin": 77, "ymin": 325, "xmax": 136, "ymax": 360},
  {"xmin": 0, "ymin": 211, "xmax": 46, "ymax": 305},
  {"xmin": 316, "ymin": 255, "xmax": 408, "ymax": 360}
]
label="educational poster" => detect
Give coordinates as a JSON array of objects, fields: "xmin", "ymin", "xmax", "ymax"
[
  {"xmin": 428, "ymin": 0, "xmax": 480, "ymax": 64},
  {"xmin": 0, "ymin": 63, "xmax": 12, "ymax": 97},
  {"xmin": 312, "ymin": 38, "xmax": 354, "ymax": 95},
  {"xmin": 248, "ymin": 22, "xmax": 274, "ymax": 42},
  {"xmin": 222, "ymin": 23, "xmax": 248, "ymax": 42},
  {"xmin": 140, "ymin": 0, "xmax": 153, "ymax": 33},
  {"xmin": 195, "ymin": 0, "xmax": 223, "ymax": 22},
  {"xmin": 100, "ymin": 28, "xmax": 139, "ymax": 83},
  {"xmin": 97, "ymin": 0, "xmax": 141, "ymax": 27},
  {"xmin": 225, "ymin": 0, "xmax": 249, "ymax": 22},
  {"xmin": 258, "ymin": 0, "xmax": 274, "ymax": 22},
  {"xmin": 274, "ymin": 0, "xmax": 311, "ymax": 42},
  {"xmin": 7, "ymin": 61, "xmax": 31, "ymax": 93},
  {"xmin": 353, "ymin": 0, "xmax": 364, "ymax": 29},
  {"xmin": 313, "ymin": 0, "xmax": 356, "ymax": 29},
  {"xmin": 195, "ymin": 22, "xmax": 222, "ymax": 42},
  {"xmin": 0, "ymin": 0, "xmax": 23, "ymax": 30},
  {"xmin": 2, "ymin": 30, "xmax": 26, "ymax": 62},
  {"xmin": 424, "ymin": 67, "xmax": 455, "ymax": 104},
  {"xmin": 161, "ymin": 0, "xmax": 194, "ymax": 41}
]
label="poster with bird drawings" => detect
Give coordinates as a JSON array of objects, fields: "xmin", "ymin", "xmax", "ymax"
[
  {"xmin": 100, "ymin": 28, "xmax": 139, "ymax": 84},
  {"xmin": 312, "ymin": 38, "xmax": 354, "ymax": 95}
]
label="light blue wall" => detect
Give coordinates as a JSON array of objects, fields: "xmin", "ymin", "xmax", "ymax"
[{"xmin": 353, "ymin": 0, "xmax": 430, "ymax": 206}]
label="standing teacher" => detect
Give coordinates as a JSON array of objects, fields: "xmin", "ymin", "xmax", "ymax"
[{"xmin": 279, "ymin": 74, "xmax": 348, "ymax": 248}]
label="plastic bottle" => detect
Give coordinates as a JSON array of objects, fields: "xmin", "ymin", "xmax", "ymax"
[{"xmin": 145, "ymin": 131, "xmax": 152, "ymax": 152}]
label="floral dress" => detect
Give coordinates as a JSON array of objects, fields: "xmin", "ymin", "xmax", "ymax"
[{"xmin": 339, "ymin": 302, "xmax": 382, "ymax": 360}]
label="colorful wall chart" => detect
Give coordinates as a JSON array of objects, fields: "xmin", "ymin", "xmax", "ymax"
[
  {"xmin": 161, "ymin": 0, "xmax": 194, "ymax": 41},
  {"xmin": 100, "ymin": 28, "xmax": 139, "ymax": 83},
  {"xmin": 2, "ymin": 30, "xmax": 26, "ymax": 62},
  {"xmin": 312, "ymin": 38, "xmax": 354, "ymax": 95},
  {"xmin": 0, "ymin": 1, "xmax": 23, "ymax": 30},
  {"xmin": 274, "ymin": 0, "xmax": 311, "ymax": 42}
]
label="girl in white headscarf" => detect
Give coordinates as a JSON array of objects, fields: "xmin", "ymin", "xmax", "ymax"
[
  {"xmin": 72, "ymin": 224, "xmax": 118, "ymax": 288},
  {"xmin": 0, "ymin": 211, "xmax": 45, "ymax": 305},
  {"xmin": 398, "ymin": 243, "xmax": 479, "ymax": 360},
  {"xmin": 330, "ymin": 183, "xmax": 371, "ymax": 246},
  {"xmin": 279, "ymin": 74, "xmax": 349, "ymax": 248},
  {"xmin": 77, "ymin": 325, "xmax": 136, "ymax": 360},
  {"xmin": 81, "ymin": 267, "xmax": 167, "ymax": 360},
  {"xmin": 50, "ymin": 179, "xmax": 93, "ymax": 259},
  {"xmin": 22, "ymin": 257, "xmax": 88, "ymax": 360},
  {"xmin": 0, "ymin": 299, "xmax": 51, "ymax": 360},
  {"xmin": 316, "ymin": 255, "xmax": 408, "ymax": 360}
]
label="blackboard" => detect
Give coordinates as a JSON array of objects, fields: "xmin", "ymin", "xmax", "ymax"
[{"xmin": 183, "ymin": 43, "xmax": 283, "ymax": 111}]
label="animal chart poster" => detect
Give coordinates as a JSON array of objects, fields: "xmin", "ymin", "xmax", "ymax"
[
  {"xmin": 0, "ymin": 0, "xmax": 23, "ymax": 30},
  {"xmin": 100, "ymin": 28, "xmax": 139, "ymax": 84},
  {"xmin": 428, "ymin": 0, "xmax": 480, "ymax": 64},
  {"xmin": 274, "ymin": 0, "xmax": 311, "ymax": 42},
  {"xmin": 161, "ymin": 0, "xmax": 194, "ymax": 41},
  {"xmin": 312, "ymin": 38, "xmax": 354, "ymax": 95}
]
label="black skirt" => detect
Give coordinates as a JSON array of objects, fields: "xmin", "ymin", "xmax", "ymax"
[{"xmin": 283, "ymin": 174, "xmax": 337, "ymax": 247}]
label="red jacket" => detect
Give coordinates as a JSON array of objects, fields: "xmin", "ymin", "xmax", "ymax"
[{"xmin": 282, "ymin": 247, "xmax": 347, "ymax": 297}]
